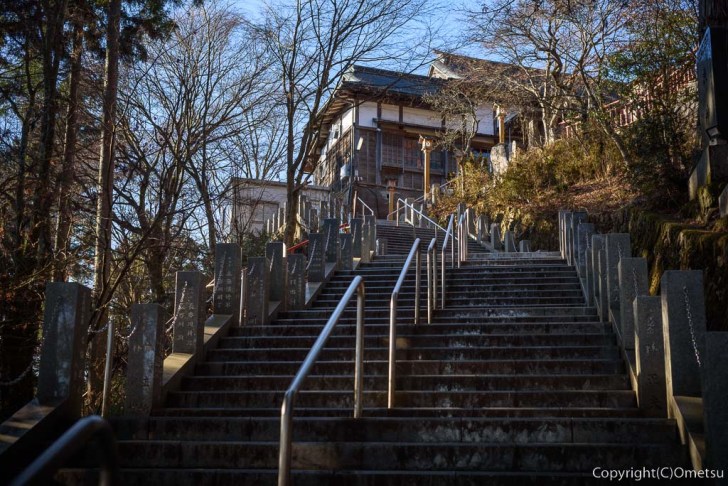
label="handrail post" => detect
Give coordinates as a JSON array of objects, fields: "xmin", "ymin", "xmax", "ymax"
[
  {"xmin": 388, "ymin": 296, "xmax": 397, "ymax": 408},
  {"xmin": 354, "ymin": 284, "xmax": 365, "ymax": 419},
  {"xmin": 415, "ymin": 250, "xmax": 421, "ymax": 325},
  {"xmin": 433, "ymin": 245, "xmax": 438, "ymax": 313},
  {"xmin": 278, "ymin": 392, "xmax": 294, "ymax": 486},
  {"xmin": 396, "ymin": 199, "xmax": 400, "ymax": 226},
  {"xmin": 427, "ymin": 247, "xmax": 432, "ymax": 324},
  {"xmin": 278, "ymin": 276, "xmax": 365, "ymax": 486}
]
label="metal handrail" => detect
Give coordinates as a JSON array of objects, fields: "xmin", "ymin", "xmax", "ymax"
[
  {"xmin": 385, "ymin": 179, "xmax": 456, "ymax": 220},
  {"xmin": 426, "ymin": 237, "xmax": 437, "ymax": 324},
  {"xmin": 394, "ymin": 198, "xmax": 449, "ymax": 235},
  {"xmin": 356, "ymin": 196, "xmax": 375, "ymax": 217},
  {"xmin": 10, "ymin": 415, "xmax": 120, "ymax": 486},
  {"xmin": 388, "ymin": 239, "xmax": 421, "ymax": 408},
  {"xmin": 441, "ymin": 214, "xmax": 455, "ymax": 308},
  {"xmin": 278, "ymin": 276, "xmax": 366, "ymax": 486}
]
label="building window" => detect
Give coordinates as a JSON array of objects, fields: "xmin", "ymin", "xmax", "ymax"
[
  {"xmin": 382, "ymin": 132, "xmax": 401, "ymax": 167},
  {"xmin": 403, "ymin": 138, "xmax": 421, "ymax": 169}
]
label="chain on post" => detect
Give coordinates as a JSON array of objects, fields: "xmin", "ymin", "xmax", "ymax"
[{"xmin": 682, "ymin": 285, "xmax": 702, "ymax": 368}]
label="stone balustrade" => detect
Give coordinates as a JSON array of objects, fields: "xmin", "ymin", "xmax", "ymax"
[{"xmin": 559, "ymin": 209, "xmax": 726, "ymax": 473}]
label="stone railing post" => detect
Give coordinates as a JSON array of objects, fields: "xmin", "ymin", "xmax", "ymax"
[
  {"xmin": 519, "ymin": 240, "xmax": 531, "ymax": 252},
  {"xmin": 633, "ymin": 296, "xmax": 667, "ymax": 417},
  {"xmin": 605, "ymin": 233, "xmax": 631, "ymax": 325},
  {"xmin": 570, "ymin": 211, "xmax": 588, "ymax": 266},
  {"xmin": 306, "ymin": 233, "xmax": 325, "ymax": 282},
  {"xmin": 588, "ymin": 235, "xmax": 604, "ymax": 308},
  {"xmin": 350, "ymin": 218, "xmax": 363, "ymax": 258},
  {"xmin": 172, "ymin": 271, "xmax": 205, "ymax": 354},
  {"xmin": 244, "ymin": 257, "xmax": 269, "ymax": 325},
  {"xmin": 504, "ymin": 230, "xmax": 517, "ymax": 252},
  {"xmin": 361, "ymin": 219, "xmax": 372, "ymax": 264},
  {"xmin": 322, "ymin": 218, "xmax": 340, "ymax": 266},
  {"xmin": 37, "ymin": 283, "xmax": 91, "ymax": 415},
  {"xmin": 125, "ymin": 304, "xmax": 165, "ymax": 415},
  {"xmin": 310, "ymin": 208, "xmax": 319, "ymax": 233},
  {"xmin": 340, "ymin": 234, "xmax": 353, "ymax": 270},
  {"xmin": 563, "ymin": 212, "xmax": 573, "ymax": 264},
  {"xmin": 266, "ymin": 242, "xmax": 287, "ymax": 310},
  {"xmin": 287, "ymin": 254, "xmax": 306, "ymax": 310},
  {"xmin": 466, "ymin": 208, "xmax": 476, "ymax": 237},
  {"xmin": 214, "ymin": 243, "xmax": 241, "ymax": 324},
  {"xmin": 477, "ymin": 215, "xmax": 489, "ymax": 243},
  {"xmin": 617, "ymin": 257, "xmax": 649, "ymax": 349},
  {"xmin": 364, "ymin": 215, "xmax": 376, "ymax": 250},
  {"xmin": 576, "ymin": 222, "xmax": 595, "ymax": 279},
  {"xmin": 596, "ymin": 243, "xmax": 609, "ymax": 322},
  {"xmin": 490, "ymin": 223, "xmax": 502, "ymax": 251},
  {"xmin": 703, "ymin": 331, "xmax": 728, "ymax": 472},
  {"xmin": 661, "ymin": 270, "xmax": 707, "ymax": 401},
  {"xmin": 558, "ymin": 210, "xmax": 568, "ymax": 259}
]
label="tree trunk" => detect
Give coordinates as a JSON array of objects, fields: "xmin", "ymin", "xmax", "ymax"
[
  {"xmin": 89, "ymin": 0, "xmax": 121, "ymax": 413},
  {"xmin": 33, "ymin": 0, "xmax": 68, "ymax": 265},
  {"xmin": 54, "ymin": 21, "xmax": 83, "ymax": 282}
]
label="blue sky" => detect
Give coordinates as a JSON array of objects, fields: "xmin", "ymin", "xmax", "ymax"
[{"xmin": 230, "ymin": 0, "xmax": 490, "ymax": 74}]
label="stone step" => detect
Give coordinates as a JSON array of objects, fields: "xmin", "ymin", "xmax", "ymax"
[
  {"xmin": 195, "ymin": 358, "xmax": 626, "ymax": 377},
  {"xmin": 206, "ymin": 345, "xmax": 621, "ymax": 362},
  {"xmin": 56, "ymin": 467, "xmax": 666, "ymax": 486},
  {"xmin": 153, "ymin": 406, "xmax": 645, "ymax": 419},
  {"xmin": 111, "ymin": 416, "xmax": 677, "ymax": 444},
  {"xmin": 216, "ymin": 333, "xmax": 616, "ymax": 349},
  {"xmin": 230, "ymin": 322, "xmax": 610, "ymax": 337},
  {"xmin": 164, "ymin": 389, "xmax": 636, "ymax": 409},
  {"xmin": 179, "ymin": 374, "xmax": 630, "ymax": 392},
  {"xmin": 107, "ymin": 440, "xmax": 680, "ymax": 471}
]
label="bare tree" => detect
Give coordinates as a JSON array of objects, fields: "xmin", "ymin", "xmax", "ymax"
[{"xmin": 249, "ymin": 0, "xmax": 438, "ymax": 245}]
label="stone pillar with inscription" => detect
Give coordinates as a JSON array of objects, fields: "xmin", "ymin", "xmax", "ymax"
[
  {"xmin": 125, "ymin": 304, "xmax": 165, "ymax": 415},
  {"xmin": 214, "ymin": 243, "xmax": 241, "ymax": 324},
  {"xmin": 287, "ymin": 254, "xmax": 306, "ymax": 310},
  {"xmin": 361, "ymin": 220, "xmax": 372, "ymax": 264},
  {"xmin": 37, "ymin": 283, "xmax": 90, "ymax": 415},
  {"xmin": 350, "ymin": 218, "xmax": 363, "ymax": 258},
  {"xmin": 588, "ymin": 234, "xmax": 604, "ymax": 308},
  {"xmin": 504, "ymin": 230, "xmax": 517, "ymax": 253},
  {"xmin": 661, "ymin": 270, "xmax": 707, "ymax": 400},
  {"xmin": 490, "ymin": 223, "xmax": 502, "ymax": 251},
  {"xmin": 558, "ymin": 210, "xmax": 568, "ymax": 259},
  {"xmin": 364, "ymin": 215, "xmax": 376, "ymax": 249},
  {"xmin": 245, "ymin": 257, "xmax": 270, "ymax": 325},
  {"xmin": 633, "ymin": 296, "xmax": 668, "ymax": 417},
  {"xmin": 477, "ymin": 214, "xmax": 489, "ymax": 243},
  {"xmin": 340, "ymin": 234, "xmax": 353, "ymax": 270},
  {"xmin": 605, "ymin": 233, "xmax": 631, "ymax": 326},
  {"xmin": 266, "ymin": 241, "xmax": 287, "ymax": 309},
  {"xmin": 306, "ymin": 233, "xmax": 325, "ymax": 282},
  {"xmin": 322, "ymin": 218, "xmax": 340, "ymax": 265},
  {"xmin": 596, "ymin": 242, "xmax": 609, "ymax": 322},
  {"xmin": 172, "ymin": 271, "xmax": 205, "ymax": 354},
  {"xmin": 570, "ymin": 210, "xmax": 588, "ymax": 267},
  {"xmin": 576, "ymin": 222, "xmax": 595, "ymax": 279},
  {"xmin": 564, "ymin": 212, "xmax": 573, "ymax": 265},
  {"xmin": 618, "ymin": 257, "xmax": 649, "ymax": 349}
]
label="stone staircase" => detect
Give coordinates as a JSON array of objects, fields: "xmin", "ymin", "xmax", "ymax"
[{"xmin": 62, "ymin": 222, "xmax": 689, "ymax": 485}]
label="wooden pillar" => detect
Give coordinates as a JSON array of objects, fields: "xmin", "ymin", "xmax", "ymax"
[{"xmin": 419, "ymin": 136, "xmax": 434, "ymax": 203}]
